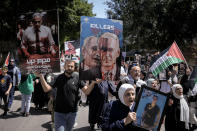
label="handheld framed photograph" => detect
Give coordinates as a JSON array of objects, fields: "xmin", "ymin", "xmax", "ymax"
[
  {"xmin": 158, "ymin": 70, "xmax": 167, "ymax": 81},
  {"xmin": 133, "ymin": 85, "xmax": 169, "ymax": 131}
]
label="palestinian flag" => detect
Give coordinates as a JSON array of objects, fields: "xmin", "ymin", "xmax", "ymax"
[
  {"xmin": 4, "ymin": 52, "xmax": 10, "ymax": 66},
  {"xmin": 150, "ymin": 42, "xmax": 185, "ymax": 77}
]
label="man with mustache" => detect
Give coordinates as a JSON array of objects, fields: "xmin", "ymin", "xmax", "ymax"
[
  {"xmin": 99, "ymin": 32, "xmax": 120, "ymax": 81},
  {"xmin": 128, "ymin": 66, "xmax": 141, "ymax": 85},
  {"xmin": 128, "ymin": 66, "xmax": 146, "ymax": 95}
]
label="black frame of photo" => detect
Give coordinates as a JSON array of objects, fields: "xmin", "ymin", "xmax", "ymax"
[
  {"xmin": 158, "ymin": 69, "xmax": 167, "ymax": 81},
  {"xmin": 133, "ymin": 85, "xmax": 169, "ymax": 131}
]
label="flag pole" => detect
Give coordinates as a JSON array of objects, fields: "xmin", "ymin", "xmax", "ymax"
[
  {"xmin": 4, "ymin": 52, "xmax": 10, "ymax": 66},
  {"xmin": 174, "ymin": 41, "xmax": 189, "ymax": 69}
]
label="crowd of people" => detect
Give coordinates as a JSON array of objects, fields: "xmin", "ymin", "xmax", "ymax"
[
  {"xmin": 0, "ymin": 59, "xmax": 51, "ymax": 117},
  {"xmin": 0, "ymin": 51, "xmax": 197, "ymax": 131},
  {"xmin": 0, "ymin": 10, "xmax": 192, "ymax": 131},
  {"xmin": 0, "ymin": 12, "xmax": 197, "ymax": 130}
]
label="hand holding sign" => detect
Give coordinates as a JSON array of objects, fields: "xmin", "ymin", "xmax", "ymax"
[{"xmin": 124, "ymin": 112, "xmax": 137, "ymax": 125}]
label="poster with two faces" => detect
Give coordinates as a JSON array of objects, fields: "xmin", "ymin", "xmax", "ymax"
[{"xmin": 79, "ymin": 16, "xmax": 123, "ymax": 81}]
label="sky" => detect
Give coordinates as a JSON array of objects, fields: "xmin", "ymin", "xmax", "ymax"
[{"xmin": 87, "ymin": 0, "xmax": 109, "ymax": 18}]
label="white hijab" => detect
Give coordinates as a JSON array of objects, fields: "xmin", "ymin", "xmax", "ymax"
[
  {"xmin": 118, "ymin": 84, "xmax": 135, "ymax": 108},
  {"xmin": 172, "ymin": 84, "xmax": 189, "ymax": 129},
  {"xmin": 147, "ymin": 78, "xmax": 155, "ymax": 88}
]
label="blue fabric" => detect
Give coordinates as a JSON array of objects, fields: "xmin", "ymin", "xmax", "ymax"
[
  {"xmin": 8, "ymin": 86, "xmax": 15, "ymax": 108},
  {"xmin": 101, "ymin": 100, "xmax": 131, "ymax": 131},
  {"xmin": 101, "ymin": 100, "xmax": 143, "ymax": 131},
  {"xmin": 7, "ymin": 65, "xmax": 20, "ymax": 86},
  {"xmin": 54, "ymin": 112, "xmax": 77, "ymax": 131},
  {"xmin": 88, "ymin": 81, "xmax": 117, "ymax": 124}
]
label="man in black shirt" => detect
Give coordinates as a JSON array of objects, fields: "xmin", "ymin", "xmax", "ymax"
[
  {"xmin": 36, "ymin": 60, "xmax": 99, "ymax": 131},
  {"xmin": 141, "ymin": 95, "xmax": 160, "ymax": 130},
  {"xmin": 0, "ymin": 66, "xmax": 12, "ymax": 117}
]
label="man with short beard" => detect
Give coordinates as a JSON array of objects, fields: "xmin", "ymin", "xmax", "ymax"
[
  {"xmin": 36, "ymin": 60, "xmax": 101, "ymax": 131},
  {"xmin": 128, "ymin": 66, "xmax": 146, "ymax": 94},
  {"xmin": 128, "ymin": 66, "xmax": 141, "ymax": 85}
]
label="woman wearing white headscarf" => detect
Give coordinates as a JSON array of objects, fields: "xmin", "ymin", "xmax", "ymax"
[
  {"xmin": 101, "ymin": 84, "xmax": 146, "ymax": 131},
  {"xmin": 165, "ymin": 84, "xmax": 189, "ymax": 131}
]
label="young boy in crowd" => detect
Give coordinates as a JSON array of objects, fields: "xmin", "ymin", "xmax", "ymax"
[{"xmin": 0, "ymin": 66, "xmax": 12, "ymax": 117}]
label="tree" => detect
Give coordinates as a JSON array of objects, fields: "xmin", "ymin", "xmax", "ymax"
[
  {"xmin": 0, "ymin": 0, "xmax": 17, "ymax": 41},
  {"xmin": 106, "ymin": 0, "xmax": 197, "ymax": 51},
  {"xmin": 58, "ymin": 0, "xmax": 95, "ymax": 48},
  {"xmin": 0, "ymin": 0, "xmax": 94, "ymax": 50}
]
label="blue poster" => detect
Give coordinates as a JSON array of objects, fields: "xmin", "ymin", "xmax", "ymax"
[
  {"xmin": 136, "ymin": 88, "xmax": 167, "ymax": 131},
  {"xmin": 79, "ymin": 16, "xmax": 123, "ymax": 81}
]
